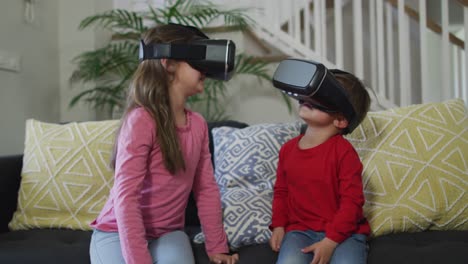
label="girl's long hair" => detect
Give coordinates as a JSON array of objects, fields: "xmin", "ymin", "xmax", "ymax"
[{"xmin": 111, "ymin": 24, "xmax": 200, "ymax": 174}]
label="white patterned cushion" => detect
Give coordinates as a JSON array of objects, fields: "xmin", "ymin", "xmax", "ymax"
[{"xmin": 194, "ymin": 122, "xmax": 302, "ymax": 249}]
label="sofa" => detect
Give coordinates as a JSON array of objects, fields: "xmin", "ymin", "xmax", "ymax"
[{"xmin": 1, "ymin": 99, "xmax": 467, "ymax": 264}]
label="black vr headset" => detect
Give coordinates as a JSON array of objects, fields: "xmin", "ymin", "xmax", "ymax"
[
  {"xmin": 139, "ymin": 24, "xmax": 236, "ymax": 81},
  {"xmin": 272, "ymin": 59, "xmax": 359, "ymax": 133}
]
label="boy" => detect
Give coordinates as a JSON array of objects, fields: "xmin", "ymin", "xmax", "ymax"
[{"xmin": 269, "ymin": 60, "xmax": 371, "ymax": 264}]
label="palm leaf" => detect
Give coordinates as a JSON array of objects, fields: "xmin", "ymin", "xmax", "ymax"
[
  {"xmin": 71, "ymin": 41, "xmax": 139, "ymax": 83},
  {"xmin": 70, "ymin": 72, "xmax": 132, "ymax": 110},
  {"xmin": 234, "ymin": 54, "xmax": 271, "ymax": 81},
  {"xmin": 79, "ymin": 9, "xmax": 146, "ymax": 33},
  {"xmin": 70, "ymin": 1, "xmax": 291, "ymax": 120}
]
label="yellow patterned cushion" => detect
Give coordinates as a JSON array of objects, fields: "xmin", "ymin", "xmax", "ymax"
[
  {"xmin": 346, "ymin": 99, "xmax": 467, "ymax": 237},
  {"xmin": 9, "ymin": 119, "xmax": 119, "ymax": 230}
]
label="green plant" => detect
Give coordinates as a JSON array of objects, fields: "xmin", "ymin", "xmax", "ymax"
[{"xmin": 70, "ymin": 0, "xmax": 291, "ymax": 120}]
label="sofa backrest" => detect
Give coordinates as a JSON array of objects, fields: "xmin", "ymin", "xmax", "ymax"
[
  {"xmin": 0, "ymin": 121, "xmax": 250, "ymax": 231},
  {"xmin": 0, "ymin": 155, "xmax": 23, "ymax": 233}
]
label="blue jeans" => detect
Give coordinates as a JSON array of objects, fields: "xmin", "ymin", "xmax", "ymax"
[
  {"xmin": 276, "ymin": 230, "xmax": 367, "ymax": 264},
  {"xmin": 89, "ymin": 229, "xmax": 195, "ymax": 264}
]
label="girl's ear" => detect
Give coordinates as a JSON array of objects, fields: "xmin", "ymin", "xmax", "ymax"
[
  {"xmin": 160, "ymin": 58, "xmax": 177, "ymax": 73},
  {"xmin": 333, "ymin": 115, "xmax": 349, "ymax": 130}
]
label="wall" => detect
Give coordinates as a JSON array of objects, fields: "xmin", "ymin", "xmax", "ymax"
[
  {"xmin": 0, "ymin": 0, "xmax": 113, "ymax": 156},
  {"xmin": 0, "ymin": 0, "xmax": 60, "ymax": 156},
  {"xmin": 58, "ymin": 0, "xmax": 113, "ymax": 122},
  {"xmin": 0, "ymin": 0, "xmax": 320, "ymax": 156}
]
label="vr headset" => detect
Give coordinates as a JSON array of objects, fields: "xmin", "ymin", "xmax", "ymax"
[
  {"xmin": 139, "ymin": 24, "xmax": 236, "ymax": 81},
  {"xmin": 272, "ymin": 59, "xmax": 358, "ymax": 133}
]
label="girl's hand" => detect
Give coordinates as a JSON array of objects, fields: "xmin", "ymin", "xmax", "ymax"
[
  {"xmin": 301, "ymin": 237, "xmax": 338, "ymax": 264},
  {"xmin": 208, "ymin": 253, "xmax": 239, "ymax": 264},
  {"xmin": 269, "ymin": 227, "xmax": 285, "ymax": 252}
]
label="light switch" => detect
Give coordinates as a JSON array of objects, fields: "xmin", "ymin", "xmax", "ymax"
[{"xmin": 0, "ymin": 50, "xmax": 21, "ymax": 72}]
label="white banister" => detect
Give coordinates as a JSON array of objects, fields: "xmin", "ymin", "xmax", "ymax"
[
  {"xmin": 386, "ymin": 2, "xmax": 396, "ymax": 104},
  {"xmin": 453, "ymin": 47, "xmax": 461, "ymax": 99},
  {"xmin": 419, "ymin": 0, "xmax": 429, "ymax": 103},
  {"xmin": 376, "ymin": 0, "xmax": 386, "ymax": 100},
  {"xmin": 353, "ymin": 0, "xmax": 364, "ymax": 79},
  {"xmin": 464, "ymin": 5, "xmax": 468, "ymax": 104},
  {"xmin": 286, "ymin": 1, "xmax": 294, "ymax": 40},
  {"xmin": 320, "ymin": 0, "xmax": 327, "ymax": 61},
  {"xmin": 304, "ymin": 0, "xmax": 311, "ymax": 49},
  {"xmin": 369, "ymin": 0, "xmax": 377, "ymax": 94},
  {"xmin": 314, "ymin": 0, "xmax": 322, "ymax": 58},
  {"xmin": 398, "ymin": 0, "xmax": 410, "ymax": 105},
  {"xmin": 334, "ymin": 0, "xmax": 344, "ymax": 68},
  {"xmin": 273, "ymin": 0, "xmax": 280, "ymax": 30},
  {"xmin": 293, "ymin": 0, "xmax": 301, "ymax": 42},
  {"xmin": 171, "ymin": 0, "xmax": 467, "ymax": 108},
  {"xmin": 441, "ymin": 0, "xmax": 452, "ymax": 101}
]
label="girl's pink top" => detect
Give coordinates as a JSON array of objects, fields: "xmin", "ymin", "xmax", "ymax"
[{"xmin": 90, "ymin": 107, "xmax": 228, "ymax": 264}]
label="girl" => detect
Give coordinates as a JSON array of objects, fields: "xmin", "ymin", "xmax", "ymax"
[{"xmin": 89, "ymin": 24, "xmax": 238, "ymax": 264}]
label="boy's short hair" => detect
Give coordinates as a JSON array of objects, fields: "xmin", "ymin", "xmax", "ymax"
[{"xmin": 334, "ymin": 73, "xmax": 371, "ymax": 134}]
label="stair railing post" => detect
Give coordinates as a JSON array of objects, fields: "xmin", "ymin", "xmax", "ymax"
[
  {"xmin": 320, "ymin": 0, "xmax": 327, "ymax": 62},
  {"xmin": 386, "ymin": 2, "xmax": 396, "ymax": 104},
  {"xmin": 419, "ymin": 0, "xmax": 429, "ymax": 103},
  {"xmin": 441, "ymin": 0, "xmax": 452, "ymax": 101},
  {"xmin": 370, "ymin": 0, "xmax": 378, "ymax": 95},
  {"xmin": 334, "ymin": 0, "xmax": 343, "ymax": 69},
  {"xmin": 353, "ymin": 0, "xmax": 364, "ymax": 79},
  {"xmin": 304, "ymin": 0, "xmax": 311, "ymax": 50},
  {"xmin": 314, "ymin": 0, "xmax": 322, "ymax": 60},
  {"xmin": 398, "ymin": 0, "xmax": 411, "ymax": 106},
  {"xmin": 464, "ymin": 4, "xmax": 468, "ymax": 103},
  {"xmin": 376, "ymin": 0, "xmax": 386, "ymax": 100}
]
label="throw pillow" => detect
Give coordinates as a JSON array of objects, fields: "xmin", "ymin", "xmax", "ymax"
[
  {"xmin": 346, "ymin": 98, "xmax": 468, "ymax": 237},
  {"xmin": 9, "ymin": 119, "xmax": 119, "ymax": 230},
  {"xmin": 194, "ymin": 122, "xmax": 302, "ymax": 249}
]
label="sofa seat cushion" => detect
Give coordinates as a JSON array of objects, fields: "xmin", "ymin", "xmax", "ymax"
[
  {"xmin": 0, "ymin": 229, "xmax": 91, "ymax": 264},
  {"xmin": 367, "ymin": 230, "xmax": 468, "ymax": 264}
]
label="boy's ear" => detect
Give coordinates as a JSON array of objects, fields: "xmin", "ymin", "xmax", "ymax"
[{"xmin": 333, "ymin": 115, "xmax": 349, "ymax": 130}]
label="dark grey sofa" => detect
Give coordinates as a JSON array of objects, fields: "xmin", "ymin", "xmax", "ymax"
[{"xmin": 1, "ymin": 121, "xmax": 467, "ymax": 264}]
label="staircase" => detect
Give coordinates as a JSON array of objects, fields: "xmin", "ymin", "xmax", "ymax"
[
  {"xmin": 123, "ymin": 0, "xmax": 467, "ymax": 110},
  {"xmin": 235, "ymin": 0, "xmax": 468, "ymax": 109}
]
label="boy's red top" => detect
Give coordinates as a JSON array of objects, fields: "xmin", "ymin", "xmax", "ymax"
[{"xmin": 271, "ymin": 134, "xmax": 371, "ymax": 243}]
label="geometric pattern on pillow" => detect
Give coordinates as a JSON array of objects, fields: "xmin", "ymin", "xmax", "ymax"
[
  {"xmin": 346, "ymin": 99, "xmax": 468, "ymax": 237},
  {"xmin": 194, "ymin": 122, "xmax": 302, "ymax": 248},
  {"xmin": 8, "ymin": 119, "xmax": 119, "ymax": 231},
  {"xmin": 212, "ymin": 122, "xmax": 302, "ymax": 191},
  {"xmin": 220, "ymin": 188, "xmax": 273, "ymax": 249}
]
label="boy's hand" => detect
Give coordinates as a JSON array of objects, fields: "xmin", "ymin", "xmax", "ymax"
[
  {"xmin": 269, "ymin": 227, "xmax": 285, "ymax": 252},
  {"xmin": 301, "ymin": 237, "xmax": 338, "ymax": 264},
  {"xmin": 208, "ymin": 253, "xmax": 239, "ymax": 264}
]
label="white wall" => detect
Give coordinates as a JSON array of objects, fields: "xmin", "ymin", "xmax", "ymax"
[
  {"xmin": 0, "ymin": 0, "xmax": 113, "ymax": 156},
  {"xmin": 58, "ymin": 0, "xmax": 113, "ymax": 122},
  {"xmin": 0, "ymin": 0, "xmax": 60, "ymax": 156}
]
